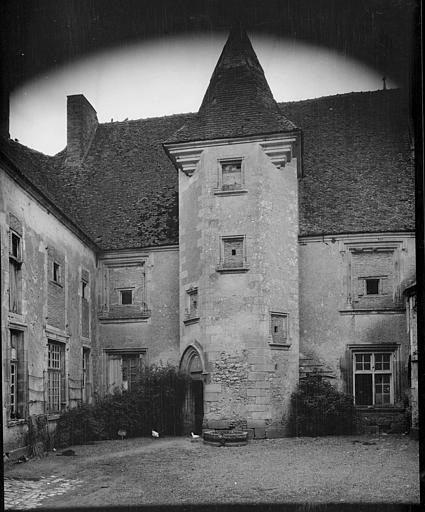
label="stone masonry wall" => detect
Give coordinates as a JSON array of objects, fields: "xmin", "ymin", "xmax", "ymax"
[
  {"xmin": 1, "ymin": 169, "xmax": 97, "ymax": 452},
  {"xmin": 179, "ymin": 138, "xmax": 300, "ymax": 438}
]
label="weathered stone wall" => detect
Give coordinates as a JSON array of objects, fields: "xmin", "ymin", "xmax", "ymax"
[
  {"xmin": 179, "ymin": 138, "xmax": 299, "ymax": 437},
  {"xmin": 1, "ymin": 169, "xmax": 97, "ymax": 452},
  {"xmin": 299, "ymin": 234, "xmax": 415, "ymax": 406}
]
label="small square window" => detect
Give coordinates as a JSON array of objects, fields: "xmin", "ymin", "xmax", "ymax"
[
  {"xmin": 53, "ymin": 262, "xmax": 61, "ymax": 284},
  {"xmin": 365, "ymin": 278, "xmax": 380, "ymax": 295},
  {"xmin": 270, "ymin": 313, "xmax": 288, "ymax": 344},
  {"xmin": 221, "ymin": 160, "xmax": 242, "ymax": 191},
  {"xmin": 120, "ymin": 290, "xmax": 133, "ymax": 305},
  {"xmin": 223, "ymin": 238, "xmax": 244, "ymax": 268}
]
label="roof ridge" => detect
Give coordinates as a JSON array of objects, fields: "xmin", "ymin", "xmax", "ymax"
[{"xmin": 279, "ymin": 88, "xmax": 402, "ymax": 107}]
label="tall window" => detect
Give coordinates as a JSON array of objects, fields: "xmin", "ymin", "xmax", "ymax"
[
  {"xmin": 9, "ymin": 330, "xmax": 25, "ymax": 420},
  {"xmin": 9, "ymin": 230, "xmax": 22, "ymax": 314},
  {"xmin": 353, "ymin": 352, "xmax": 393, "ymax": 406},
  {"xmin": 47, "ymin": 341, "xmax": 66, "ymax": 414},
  {"xmin": 82, "ymin": 348, "xmax": 90, "ymax": 403}
]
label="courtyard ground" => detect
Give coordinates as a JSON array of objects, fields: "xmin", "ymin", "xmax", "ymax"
[{"xmin": 4, "ymin": 434, "xmax": 419, "ymax": 509}]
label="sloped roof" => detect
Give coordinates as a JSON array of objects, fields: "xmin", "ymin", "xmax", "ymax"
[
  {"xmin": 167, "ymin": 25, "xmax": 297, "ymax": 144},
  {"xmin": 1, "ymin": 89, "xmax": 414, "ymax": 251},
  {"xmin": 283, "ymin": 90, "xmax": 414, "ymax": 236}
]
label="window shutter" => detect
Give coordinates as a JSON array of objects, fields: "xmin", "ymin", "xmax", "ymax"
[
  {"xmin": 340, "ymin": 349, "xmax": 353, "ymax": 396},
  {"xmin": 108, "ymin": 355, "xmax": 123, "ymax": 392}
]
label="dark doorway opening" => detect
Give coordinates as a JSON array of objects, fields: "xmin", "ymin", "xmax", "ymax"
[
  {"xmin": 181, "ymin": 348, "xmax": 205, "ymax": 435},
  {"xmin": 191, "ymin": 379, "xmax": 204, "ymax": 434}
]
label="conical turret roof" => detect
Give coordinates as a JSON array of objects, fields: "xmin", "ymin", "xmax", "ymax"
[{"xmin": 167, "ymin": 25, "xmax": 297, "ymax": 143}]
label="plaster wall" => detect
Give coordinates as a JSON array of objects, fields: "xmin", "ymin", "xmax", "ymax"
[
  {"xmin": 97, "ymin": 247, "xmax": 180, "ymax": 393},
  {"xmin": 299, "ymin": 234, "xmax": 415, "ymax": 402},
  {"xmin": 1, "ymin": 169, "xmax": 97, "ymax": 451}
]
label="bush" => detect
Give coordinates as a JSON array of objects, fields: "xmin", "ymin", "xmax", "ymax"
[
  {"xmin": 55, "ymin": 363, "xmax": 190, "ymax": 448},
  {"xmin": 288, "ymin": 374, "xmax": 357, "ymax": 436}
]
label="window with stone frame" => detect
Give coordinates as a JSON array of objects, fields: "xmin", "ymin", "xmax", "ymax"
[
  {"xmin": 353, "ymin": 351, "xmax": 394, "ymax": 406},
  {"xmin": 221, "ymin": 236, "xmax": 246, "ymax": 269},
  {"xmin": 220, "ymin": 159, "xmax": 243, "ymax": 191},
  {"xmin": 186, "ymin": 287, "xmax": 199, "ymax": 319},
  {"xmin": 47, "ymin": 341, "xmax": 66, "ymax": 414},
  {"xmin": 270, "ymin": 312, "xmax": 289, "ymax": 345},
  {"xmin": 9, "ymin": 330, "xmax": 26, "ymax": 420},
  {"xmin": 9, "ymin": 230, "xmax": 22, "ymax": 314},
  {"xmin": 106, "ymin": 350, "xmax": 146, "ymax": 392},
  {"xmin": 99, "ymin": 261, "xmax": 150, "ymax": 320},
  {"xmin": 345, "ymin": 244, "xmax": 402, "ymax": 311}
]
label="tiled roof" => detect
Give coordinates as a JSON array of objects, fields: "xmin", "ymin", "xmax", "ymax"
[
  {"xmin": 1, "ymin": 89, "xmax": 414, "ymax": 251},
  {"xmin": 166, "ymin": 25, "xmax": 297, "ymax": 144},
  {"xmin": 282, "ymin": 90, "xmax": 414, "ymax": 236}
]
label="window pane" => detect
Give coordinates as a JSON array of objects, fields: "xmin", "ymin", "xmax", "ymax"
[
  {"xmin": 355, "ymin": 374, "xmax": 373, "ymax": 405},
  {"xmin": 375, "ymin": 374, "xmax": 391, "ymax": 405},
  {"xmin": 355, "ymin": 353, "xmax": 371, "ymax": 371}
]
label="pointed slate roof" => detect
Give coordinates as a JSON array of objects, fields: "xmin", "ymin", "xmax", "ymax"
[{"xmin": 167, "ymin": 25, "xmax": 297, "ymax": 143}]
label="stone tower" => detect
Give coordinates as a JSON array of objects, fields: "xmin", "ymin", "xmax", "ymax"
[{"xmin": 165, "ymin": 26, "xmax": 301, "ymax": 438}]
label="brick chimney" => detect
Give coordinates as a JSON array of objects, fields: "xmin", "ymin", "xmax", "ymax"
[{"xmin": 66, "ymin": 94, "xmax": 98, "ymax": 165}]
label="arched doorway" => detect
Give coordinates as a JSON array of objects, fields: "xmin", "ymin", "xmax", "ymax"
[{"xmin": 180, "ymin": 346, "xmax": 205, "ymax": 435}]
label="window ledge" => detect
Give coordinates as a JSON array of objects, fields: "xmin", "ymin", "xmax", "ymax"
[
  {"xmin": 183, "ymin": 316, "xmax": 200, "ymax": 325},
  {"xmin": 99, "ymin": 309, "xmax": 151, "ymax": 322},
  {"xmin": 339, "ymin": 308, "xmax": 404, "ymax": 315},
  {"xmin": 356, "ymin": 406, "xmax": 405, "ymax": 413},
  {"xmin": 216, "ymin": 265, "xmax": 250, "ymax": 274},
  {"xmin": 269, "ymin": 343, "xmax": 291, "ymax": 350},
  {"xmin": 7, "ymin": 419, "xmax": 27, "ymax": 427},
  {"xmin": 214, "ymin": 189, "xmax": 248, "ymax": 196}
]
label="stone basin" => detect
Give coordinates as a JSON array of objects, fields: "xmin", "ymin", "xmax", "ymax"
[{"xmin": 202, "ymin": 429, "xmax": 249, "ymax": 447}]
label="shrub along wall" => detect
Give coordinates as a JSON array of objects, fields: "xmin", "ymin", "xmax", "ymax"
[
  {"xmin": 55, "ymin": 364, "xmax": 190, "ymax": 448},
  {"xmin": 288, "ymin": 374, "xmax": 357, "ymax": 436}
]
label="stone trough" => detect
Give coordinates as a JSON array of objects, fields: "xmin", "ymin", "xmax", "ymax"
[{"xmin": 203, "ymin": 429, "xmax": 249, "ymax": 447}]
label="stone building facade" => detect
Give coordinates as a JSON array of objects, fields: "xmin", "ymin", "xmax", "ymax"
[{"xmin": 1, "ymin": 27, "xmax": 416, "ymax": 452}]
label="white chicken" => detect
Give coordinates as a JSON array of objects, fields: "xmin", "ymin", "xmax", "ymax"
[
  {"xmin": 151, "ymin": 429, "xmax": 160, "ymax": 439},
  {"xmin": 191, "ymin": 432, "xmax": 200, "ymax": 439}
]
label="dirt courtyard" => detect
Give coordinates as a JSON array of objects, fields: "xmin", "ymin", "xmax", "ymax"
[{"xmin": 4, "ymin": 434, "xmax": 419, "ymax": 508}]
